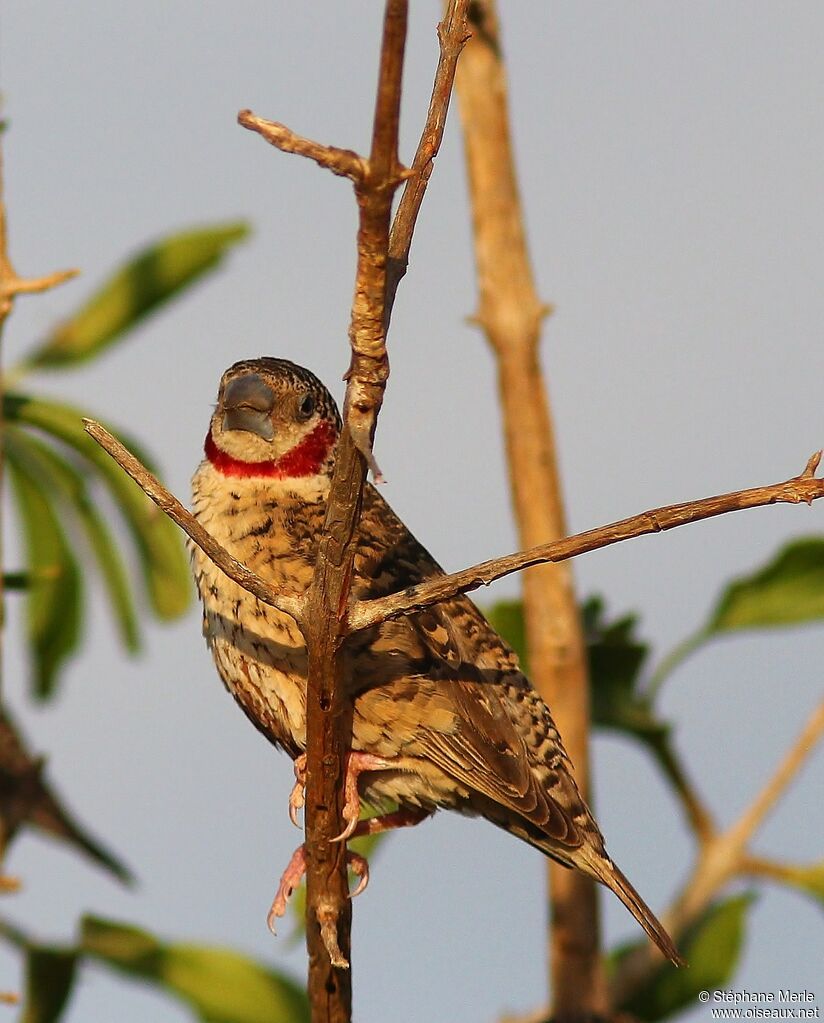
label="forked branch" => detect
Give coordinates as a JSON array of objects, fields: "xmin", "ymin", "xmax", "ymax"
[{"xmin": 236, "ymin": 5, "xmax": 470, "ymax": 1019}]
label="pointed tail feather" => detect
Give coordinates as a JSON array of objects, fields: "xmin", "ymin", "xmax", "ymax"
[{"xmin": 585, "ymin": 854, "xmax": 685, "ymax": 968}]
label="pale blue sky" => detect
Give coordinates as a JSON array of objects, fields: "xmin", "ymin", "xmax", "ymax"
[{"xmin": 1, "ymin": 4, "xmax": 822, "ymax": 1021}]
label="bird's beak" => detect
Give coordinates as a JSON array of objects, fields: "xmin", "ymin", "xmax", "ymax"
[{"xmin": 221, "ymin": 373, "xmax": 275, "ymax": 441}]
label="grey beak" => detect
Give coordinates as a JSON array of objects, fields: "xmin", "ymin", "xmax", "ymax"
[{"xmin": 221, "ymin": 373, "xmax": 275, "ymax": 441}]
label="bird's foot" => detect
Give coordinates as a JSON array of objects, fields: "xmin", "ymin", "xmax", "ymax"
[
  {"xmin": 267, "ymin": 808, "xmax": 431, "ymax": 933},
  {"xmin": 331, "ymin": 752, "xmax": 395, "ymax": 842},
  {"xmin": 288, "ymin": 750, "xmax": 395, "ymax": 839},
  {"xmin": 266, "ymin": 844, "xmax": 369, "ymax": 934},
  {"xmin": 288, "ymin": 754, "xmax": 307, "ymax": 829}
]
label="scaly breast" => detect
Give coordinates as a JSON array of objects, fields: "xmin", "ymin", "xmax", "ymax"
[{"xmin": 190, "ymin": 463, "xmax": 324, "ymax": 755}]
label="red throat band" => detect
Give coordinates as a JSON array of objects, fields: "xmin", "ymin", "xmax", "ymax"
[{"xmin": 205, "ymin": 420, "xmax": 336, "ymax": 479}]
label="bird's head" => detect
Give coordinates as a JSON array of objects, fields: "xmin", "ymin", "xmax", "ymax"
[{"xmin": 205, "ymin": 358, "xmax": 341, "ymax": 479}]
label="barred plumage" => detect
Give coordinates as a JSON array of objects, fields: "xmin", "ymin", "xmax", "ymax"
[{"xmin": 191, "ymin": 357, "xmax": 682, "ymax": 965}]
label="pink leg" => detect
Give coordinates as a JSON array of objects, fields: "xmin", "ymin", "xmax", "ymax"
[
  {"xmin": 288, "ymin": 750, "xmax": 397, "ymax": 841},
  {"xmin": 288, "ymin": 754, "xmax": 307, "ymax": 829},
  {"xmin": 267, "ymin": 844, "xmax": 306, "ymax": 932},
  {"xmin": 267, "ymin": 845, "xmax": 370, "ymax": 933},
  {"xmin": 267, "ymin": 808, "xmax": 431, "ymax": 933},
  {"xmin": 348, "ymin": 806, "xmax": 431, "ymax": 839},
  {"xmin": 332, "ymin": 752, "xmax": 396, "ymax": 842}
]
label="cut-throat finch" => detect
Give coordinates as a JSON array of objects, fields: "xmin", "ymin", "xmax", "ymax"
[{"xmin": 191, "ymin": 357, "xmax": 682, "ymax": 967}]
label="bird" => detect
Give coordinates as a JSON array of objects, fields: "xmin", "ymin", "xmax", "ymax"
[{"xmin": 191, "ymin": 356, "xmax": 682, "ymax": 967}]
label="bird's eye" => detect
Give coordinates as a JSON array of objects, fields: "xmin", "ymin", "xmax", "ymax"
[{"xmin": 297, "ymin": 393, "xmax": 315, "ymax": 420}]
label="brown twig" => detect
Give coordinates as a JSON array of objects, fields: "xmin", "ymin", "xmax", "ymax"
[
  {"xmin": 241, "ymin": 3, "xmax": 410, "ymax": 1015},
  {"xmin": 238, "ymin": 111, "xmax": 369, "ymax": 183},
  {"xmin": 453, "ymin": 5, "xmax": 603, "ymax": 1013},
  {"xmin": 611, "ymin": 695, "xmax": 824, "ymax": 1005},
  {"xmin": 239, "ymin": 7, "xmax": 471, "ymax": 1012},
  {"xmin": 347, "ymin": 452, "xmax": 824, "ymax": 633},
  {"xmin": 82, "ymin": 420, "xmax": 304, "ymax": 625},
  {"xmin": 384, "ymin": 1, "xmax": 470, "ymax": 319},
  {"xmin": 725, "ymin": 697, "xmax": 824, "ymax": 852}
]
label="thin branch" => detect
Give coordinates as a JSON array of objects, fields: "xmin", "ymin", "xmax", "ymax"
[
  {"xmin": 384, "ymin": 0, "xmax": 471, "ymax": 318},
  {"xmin": 724, "ymin": 696, "xmax": 824, "ymax": 853},
  {"xmin": 295, "ymin": 3, "xmax": 409, "ymax": 1014},
  {"xmin": 740, "ymin": 854, "xmax": 809, "ymax": 885},
  {"xmin": 0, "ymin": 138, "xmax": 77, "ymax": 717},
  {"xmin": 0, "ymin": 168, "xmax": 77, "ymax": 326},
  {"xmin": 347, "ymin": 451, "xmax": 824, "ymax": 633},
  {"xmin": 82, "ymin": 420, "xmax": 304, "ymax": 625},
  {"xmin": 237, "ymin": 110, "xmax": 369, "ymax": 183},
  {"xmin": 611, "ymin": 695, "xmax": 824, "ymax": 1005}
]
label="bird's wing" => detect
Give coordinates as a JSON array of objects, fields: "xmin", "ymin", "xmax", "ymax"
[{"xmin": 353, "ymin": 487, "xmax": 585, "ymax": 847}]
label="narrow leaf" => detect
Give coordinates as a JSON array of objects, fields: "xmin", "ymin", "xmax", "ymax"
[
  {"xmin": 6, "ymin": 449, "xmax": 83, "ymax": 700},
  {"xmin": 708, "ymin": 537, "xmax": 824, "ymax": 633},
  {"xmin": 25, "ymin": 223, "xmax": 249, "ymax": 369},
  {"xmin": 0, "ymin": 705, "xmax": 133, "ymax": 883},
  {"xmin": 81, "ymin": 916, "xmax": 308, "ymax": 1023},
  {"xmin": 22, "ymin": 947, "xmax": 78, "ymax": 1023},
  {"xmin": 5, "ymin": 394, "xmax": 190, "ymax": 620},
  {"xmin": 7, "ymin": 427, "xmax": 140, "ymax": 652},
  {"xmin": 612, "ymin": 894, "xmax": 754, "ymax": 1020}
]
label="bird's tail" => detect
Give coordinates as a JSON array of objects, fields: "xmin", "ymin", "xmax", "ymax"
[{"xmin": 582, "ymin": 852, "xmax": 685, "ymax": 967}]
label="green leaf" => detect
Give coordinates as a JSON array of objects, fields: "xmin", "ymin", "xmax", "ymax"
[
  {"xmin": 613, "ymin": 894, "xmax": 755, "ymax": 1020},
  {"xmin": 6, "ymin": 427, "xmax": 140, "ymax": 652},
  {"xmin": 6, "ymin": 448, "xmax": 83, "ymax": 700},
  {"xmin": 80, "ymin": 916, "xmax": 308, "ymax": 1023},
  {"xmin": 22, "ymin": 947, "xmax": 78, "ymax": 1023},
  {"xmin": 708, "ymin": 537, "xmax": 824, "ymax": 633},
  {"xmin": 582, "ymin": 596, "xmax": 668, "ymax": 746},
  {"xmin": 5, "ymin": 393, "xmax": 190, "ymax": 620},
  {"xmin": 25, "ymin": 223, "xmax": 249, "ymax": 369}
]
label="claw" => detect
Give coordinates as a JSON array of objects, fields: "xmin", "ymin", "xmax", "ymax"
[
  {"xmin": 348, "ymin": 852, "xmax": 369, "ymax": 899},
  {"xmin": 267, "ymin": 845, "xmax": 373, "ymax": 933},
  {"xmin": 330, "ymin": 815, "xmax": 359, "ymax": 844},
  {"xmin": 288, "ymin": 754, "xmax": 307, "ymax": 830},
  {"xmin": 329, "ymin": 751, "xmax": 394, "ymax": 842}
]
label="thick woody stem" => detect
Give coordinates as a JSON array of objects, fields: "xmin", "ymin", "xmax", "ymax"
[
  {"xmin": 346, "ymin": 453, "xmax": 824, "ymax": 632},
  {"xmin": 454, "ymin": 4, "xmax": 605, "ymax": 1014},
  {"xmin": 237, "ymin": 11, "xmax": 470, "ymax": 1005},
  {"xmin": 297, "ymin": 3, "xmax": 408, "ymax": 1016}
]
